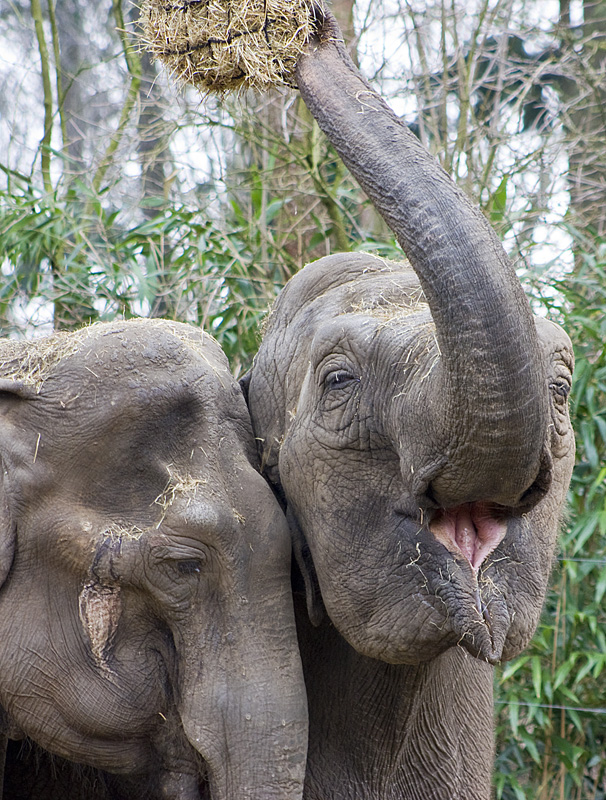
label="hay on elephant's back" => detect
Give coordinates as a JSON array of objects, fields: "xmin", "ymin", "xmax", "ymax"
[{"xmin": 140, "ymin": 0, "xmax": 318, "ymax": 93}]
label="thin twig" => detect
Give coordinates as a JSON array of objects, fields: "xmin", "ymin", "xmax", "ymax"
[
  {"xmin": 30, "ymin": 0, "xmax": 54, "ymax": 193},
  {"xmin": 90, "ymin": 0, "xmax": 142, "ymax": 195}
]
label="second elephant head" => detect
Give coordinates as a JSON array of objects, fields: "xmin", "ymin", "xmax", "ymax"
[
  {"xmin": 244, "ymin": 13, "xmax": 575, "ymax": 668},
  {"xmin": 0, "ymin": 319, "xmax": 307, "ymax": 800}
]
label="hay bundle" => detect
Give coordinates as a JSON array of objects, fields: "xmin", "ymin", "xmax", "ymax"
[{"xmin": 140, "ymin": 0, "xmax": 319, "ymax": 93}]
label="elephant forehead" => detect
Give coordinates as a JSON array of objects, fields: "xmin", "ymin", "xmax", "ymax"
[
  {"xmin": 2, "ymin": 321, "xmax": 249, "ymax": 461},
  {"xmin": 269, "ymin": 252, "xmax": 418, "ymax": 316},
  {"xmin": 3, "ymin": 324, "xmax": 256, "ymax": 527},
  {"xmin": 302, "ymin": 302, "xmax": 433, "ymax": 365},
  {"xmin": 534, "ymin": 315, "xmax": 574, "ymax": 365},
  {"xmin": 24, "ymin": 329, "xmax": 245, "ymax": 445},
  {"xmin": 0, "ymin": 319, "xmax": 230, "ymax": 391},
  {"xmin": 27, "ymin": 377, "xmax": 222, "ymax": 474}
]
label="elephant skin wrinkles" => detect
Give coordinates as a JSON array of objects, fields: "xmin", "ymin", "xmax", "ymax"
[
  {"xmin": 244, "ymin": 10, "xmax": 575, "ymax": 797},
  {"xmin": 0, "ymin": 319, "xmax": 307, "ymax": 800}
]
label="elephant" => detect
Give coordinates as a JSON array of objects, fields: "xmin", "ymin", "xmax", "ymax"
[
  {"xmin": 0, "ymin": 318, "xmax": 307, "ymax": 800},
  {"xmin": 243, "ymin": 9, "xmax": 575, "ymax": 800}
]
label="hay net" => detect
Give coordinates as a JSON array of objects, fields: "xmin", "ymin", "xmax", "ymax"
[{"xmin": 139, "ymin": 0, "xmax": 322, "ymax": 93}]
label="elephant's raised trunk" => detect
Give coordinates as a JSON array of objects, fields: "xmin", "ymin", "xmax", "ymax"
[{"xmin": 295, "ymin": 11, "xmax": 549, "ymax": 510}]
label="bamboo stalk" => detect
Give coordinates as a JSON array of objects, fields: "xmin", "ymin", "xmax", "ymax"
[
  {"xmin": 30, "ymin": 0, "xmax": 54, "ymax": 193},
  {"xmin": 46, "ymin": 0, "xmax": 68, "ymax": 156},
  {"xmin": 90, "ymin": 0, "xmax": 142, "ymax": 195}
]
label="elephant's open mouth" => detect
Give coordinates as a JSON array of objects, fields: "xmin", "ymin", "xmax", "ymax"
[
  {"xmin": 429, "ymin": 503, "xmax": 507, "ymax": 575},
  {"xmin": 424, "ymin": 502, "xmax": 513, "ymax": 664}
]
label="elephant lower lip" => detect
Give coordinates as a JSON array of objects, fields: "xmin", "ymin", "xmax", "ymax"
[
  {"xmin": 426, "ymin": 506, "xmax": 508, "ymax": 664},
  {"xmin": 429, "ymin": 503, "xmax": 507, "ymax": 573},
  {"xmin": 475, "ymin": 587, "xmax": 496, "ymax": 646}
]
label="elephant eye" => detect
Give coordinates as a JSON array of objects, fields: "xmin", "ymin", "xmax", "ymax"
[
  {"xmin": 177, "ymin": 558, "xmax": 204, "ymax": 575},
  {"xmin": 324, "ymin": 369, "xmax": 359, "ymax": 390},
  {"xmin": 550, "ymin": 379, "xmax": 571, "ymax": 402}
]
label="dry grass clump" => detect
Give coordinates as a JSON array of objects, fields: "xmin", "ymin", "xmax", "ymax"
[
  {"xmin": 101, "ymin": 525, "xmax": 147, "ymax": 542},
  {"xmin": 348, "ymin": 292, "xmax": 429, "ymax": 325},
  {"xmin": 155, "ymin": 470, "xmax": 209, "ymax": 515},
  {"xmin": 0, "ymin": 318, "xmax": 228, "ymax": 391},
  {"xmin": 0, "ymin": 331, "xmax": 87, "ymax": 391},
  {"xmin": 139, "ymin": 0, "xmax": 319, "ymax": 93}
]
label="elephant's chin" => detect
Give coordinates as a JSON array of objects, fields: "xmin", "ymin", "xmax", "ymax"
[
  {"xmin": 408, "ymin": 580, "xmax": 511, "ymax": 666},
  {"xmin": 345, "ymin": 613, "xmax": 507, "ymax": 668},
  {"xmin": 427, "ymin": 548, "xmax": 512, "ymax": 666},
  {"xmin": 326, "ymin": 581, "xmax": 510, "ymax": 668},
  {"xmin": 455, "ymin": 588, "xmax": 510, "ymax": 665},
  {"xmin": 322, "ymin": 522, "xmax": 514, "ymax": 667}
]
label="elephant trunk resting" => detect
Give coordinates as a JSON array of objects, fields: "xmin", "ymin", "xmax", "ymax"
[{"xmin": 177, "ymin": 584, "xmax": 307, "ymax": 799}]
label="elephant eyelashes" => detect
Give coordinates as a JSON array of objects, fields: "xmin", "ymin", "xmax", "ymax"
[
  {"xmin": 177, "ymin": 559, "xmax": 204, "ymax": 575},
  {"xmin": 323, "ymin": 370, "xmax": 359, "ymax": 391},
  {"xmin": 550, "ymin": 379, "xmax": 571, "ymax": 401}
]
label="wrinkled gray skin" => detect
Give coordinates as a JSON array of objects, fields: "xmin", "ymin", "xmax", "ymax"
[
  {"xmin": 245, "ymin": 11, "xmax": 575, "ymax": 800},
  {"xmin": 0, "ymin": 319, "xmax": 307, "ymax": 800}
]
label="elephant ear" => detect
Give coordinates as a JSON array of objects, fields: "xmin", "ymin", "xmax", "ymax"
[
  {"xmin": 238, "ymin": 370, "xmax": 251, "ymax": 403},
  {"xmin": 287, "ymin": 507, "xmax": 325, "ymax": 626},
  {"xmin": 0, "ymin": 461, "xmax": 15, "ymax": 589},
  {"xmin": 0, "ymin": 380, "xmax": 33, "ymax": 588}
]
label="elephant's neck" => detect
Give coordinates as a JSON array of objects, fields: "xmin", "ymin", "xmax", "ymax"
[{"xmin": 295, "ymin": 596, "xmax": 494, "ymax": 800}]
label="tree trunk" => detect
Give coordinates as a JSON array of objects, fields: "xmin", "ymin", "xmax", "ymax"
[{"xmin": 562, "ymin": 0, "xmax": 606, "ymax": 239}]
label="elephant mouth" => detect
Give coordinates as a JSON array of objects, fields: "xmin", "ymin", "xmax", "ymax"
[
  {"xmin": 426, "ymin": 503, "xmax": 511, "ymax": 664},
  {"xmin": 429, "ymin": 502, "xmax": 507, "ymax": 575}
]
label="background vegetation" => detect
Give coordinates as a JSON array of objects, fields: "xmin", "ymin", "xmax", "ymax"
[{"xmin": 1, "ymin": 0, "xmax": 605, "ymax": 796}]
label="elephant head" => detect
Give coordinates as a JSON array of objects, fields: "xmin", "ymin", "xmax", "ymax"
[
  {"xmin": 0, "ymin": 319, "xmax": 307, "ymax": 800},
  {"xmin": 245, "ymin": 11, "xmax": 575, "ymax": 666}
]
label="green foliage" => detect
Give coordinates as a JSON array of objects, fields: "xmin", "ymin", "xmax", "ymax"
[
  {"xmin": 495, "ymin": 239, "xmax": 606, "ymax": 800},
  {"xmin": 0, "ymin": 173, "xmax": 285, "ymax": 373}
]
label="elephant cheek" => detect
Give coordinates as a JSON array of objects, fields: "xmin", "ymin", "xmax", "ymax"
[{"xmin": 78, "ymin": 582, "xmax": 121, "ymax": 672}]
